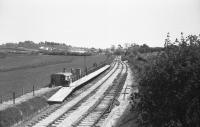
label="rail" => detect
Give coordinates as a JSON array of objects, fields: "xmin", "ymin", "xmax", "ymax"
[{"xmin": 71, "ymin": 61, "xmax": 127, "ymax": 127}]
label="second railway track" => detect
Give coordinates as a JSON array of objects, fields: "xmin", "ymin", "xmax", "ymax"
[{"xmin": 72, "ymin": 61, "xmax": 128, "ymax": 127}]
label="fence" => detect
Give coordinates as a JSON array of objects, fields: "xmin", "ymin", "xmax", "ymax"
[
  {"xmin": 0, "ymin": 56, "xmax": 114, "ymax": 104},
  {"xmin": 0, "ymin": 84, "xmax": 39, "ymax": 104}
]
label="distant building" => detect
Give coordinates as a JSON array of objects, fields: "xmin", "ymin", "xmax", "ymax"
[
  {"xmin": 39, "ymin": 46, "xmax": 53, "ymax": 51},
  {"xmin": 68, "ymin": 47, "xmax": 87, "ymax": 53}
]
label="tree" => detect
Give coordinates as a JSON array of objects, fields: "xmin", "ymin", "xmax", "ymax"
[
  {"xmin": 164, "ymin": 32, "xmax": 171, "ymax": 47},
  {"xmin": 136, "ymin": 34, "xmax": 200, "ymax": 127},
  {"xmin": 110, "ymin": 45, "xmax": 116, "ymax": 53},
  {"xmin": 124, "ymin": 43, "xmax": 131, "ymax": 49}
]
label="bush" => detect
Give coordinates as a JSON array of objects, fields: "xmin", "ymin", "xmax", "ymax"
[
  {"xmin": 0, "ymin": 97, "xmax": 48, "ymax": 127},
  {"xmin": 0, "ymin": 88, "xmax": 59, "ymax": 127},
  {"xmin": 136, "ymin": 35, "xmax": 200, "ymax": 127},
  {"xmin": 0, "ymin": 107, "xmax": 22, "ymax": 127}
]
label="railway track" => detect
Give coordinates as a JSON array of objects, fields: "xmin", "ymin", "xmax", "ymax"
[
  {"xmin": 94, "ymin": 62, "xmax": 128, "ymax": 127},
  {"xmin": 20, "ymin": 59, "xmax": 122, "ymax": 127},
  {"xmin": 72, "ymin": 62, "xmax": 128, "ymax": 127}
]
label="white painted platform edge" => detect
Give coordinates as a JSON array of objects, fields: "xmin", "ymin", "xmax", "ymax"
[{"xmin": 48, "ymin": 65, "xmax": 110, "ymax": 102}]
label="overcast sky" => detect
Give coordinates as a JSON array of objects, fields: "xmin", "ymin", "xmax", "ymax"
[{"xmin": 0, "ymin": 0, "xmax": 200, "ymax": 48}]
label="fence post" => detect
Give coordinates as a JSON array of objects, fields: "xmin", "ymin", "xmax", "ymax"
[
  {"xmin": 71, "ymin": 68, "xmax": 74, "ymax": 74},
  {"xmin": 63, "ymin": 68, "xmax": 66, "ymax": 72},
  {"xmin": 22, "ymin": 88, "xmax": 24, "ymax": 95},
  {"xmin": 33, "ymin": 85, "xmax": 35, "ymax": 96},
  {"xmin": 0, "ymin": 95, "xmax": 2, "ymax": 104},
  {"xmin": 85, "ymin": 67, "xmax": 88, "ymax": 75},
  {"xmin": 13, "ymin": 92, "xmax": 15, "ymax": 104}
]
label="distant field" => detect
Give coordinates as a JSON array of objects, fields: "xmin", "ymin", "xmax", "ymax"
[
  {"xmin": 0, "ymin": 54, "xmax": 107, "ymax": 101},
  {"xmin": 0, "ymin": 54, "xmax": 75, "ymax": 71}
]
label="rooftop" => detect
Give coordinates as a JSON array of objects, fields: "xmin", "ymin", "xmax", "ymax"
[{"xmin": 55, "ymin": 72, "xmax": 72, "ymax": 77}]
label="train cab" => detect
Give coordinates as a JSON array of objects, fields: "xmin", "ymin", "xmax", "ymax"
[{"xmin": 50, "ymin": 72, "xmax": 72, "ymax": 87}]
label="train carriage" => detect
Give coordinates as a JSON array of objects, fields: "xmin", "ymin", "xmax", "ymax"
[{"xmin": 50, "ymin": 72, "xmax": 72, "ymax": 87}]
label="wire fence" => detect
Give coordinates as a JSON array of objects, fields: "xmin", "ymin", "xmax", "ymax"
[
  {"xmin": 0, "ymin": 56, "xmax": 114, "ymax": 104},
  {"xmin": 0, "ymin": 84, "xmax": 40, "ymax": 104}
]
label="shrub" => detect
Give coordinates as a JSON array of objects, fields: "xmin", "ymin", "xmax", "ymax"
[
  {"xmin": 136, "ymin": 35, "xmax": 200, "ymax": 127},
  {"xmin": 0, "ymin": 107, "xmax": 22, "ymax": 127},
  {"xmin": 0, "ymin": 88, "xmax": 59, "ymax": 127}
]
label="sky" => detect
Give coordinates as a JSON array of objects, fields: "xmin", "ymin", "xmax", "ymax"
[{"xmin": 0, "ymin": 0, "xmax": 200, "ymax": 48}]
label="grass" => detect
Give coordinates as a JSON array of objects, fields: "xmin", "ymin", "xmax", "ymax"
[
  {"xmin": 0, "ymin": 54, "xmax": 74, "ymax": 71},
  {"xmin": 114, "ymin": 72, "xmax": 139, "ymax": 127},
  {"xmin": 115, "ymin": 106, "xmax": 139, "ymax": 127},
  {"xmin": 0, "ymin": 88, "xmax": 59, "ymax": 127},
  {"xmin": 0, "ymin": 54, "xmax": 107, "ymax": 101}
]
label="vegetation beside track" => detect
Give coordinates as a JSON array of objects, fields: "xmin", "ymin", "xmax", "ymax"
[
  {"xmin": 0, "ymin": 88, "xmax": 59, "ymax": 127},
  {"xmin": 122, "ymin": 34, "xmax": 200, "ymax": 127}
]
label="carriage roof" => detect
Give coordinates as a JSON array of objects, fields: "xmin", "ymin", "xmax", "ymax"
[{"xmin": 54, "ymin": 72, "xmax": 72, "ymax": 77}]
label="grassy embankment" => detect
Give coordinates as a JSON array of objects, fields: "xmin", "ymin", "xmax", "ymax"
[{"xmin": 0, "ymin": 88, "xmax": 59, "ymax": 127}]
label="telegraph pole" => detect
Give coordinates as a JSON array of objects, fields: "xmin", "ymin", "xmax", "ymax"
[
  {"xmin": 84, "ymin": 54, "xmax": 87, "ymax": 75},
  {"xmin": 84, "ymin": 54, "xmax": 86, "ymax": 69}
]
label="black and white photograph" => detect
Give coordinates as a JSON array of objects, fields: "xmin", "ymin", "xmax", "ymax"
[{"xmin": 0, "ymin": 0, "xmax": 200, "ymax": 127}]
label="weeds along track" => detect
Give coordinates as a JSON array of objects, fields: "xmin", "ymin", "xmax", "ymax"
[
  {"xmin": 21, "ymin": 61, "xmax": 120, "ymax": 127},
  {"xmin": 71, "ymin": 62, "xmax": 127, "ymax": 127}
]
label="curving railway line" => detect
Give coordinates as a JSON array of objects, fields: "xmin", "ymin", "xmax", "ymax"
[
  {"xmin": 72, "ymin": 62, "xmax": 127, "ymax": 127},
  {"xmin": 19, "ymin": 57, "xmax": 127, "ymax": 127}
]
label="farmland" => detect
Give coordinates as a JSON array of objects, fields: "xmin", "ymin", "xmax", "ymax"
[{"xmin": 0, "ymin": 54, "xmax": 107, "ymax": 101}]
